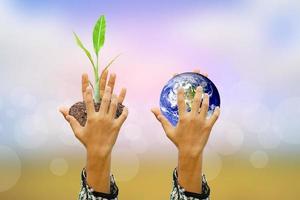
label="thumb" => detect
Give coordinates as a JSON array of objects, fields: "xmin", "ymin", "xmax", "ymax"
[
  {"xmin": 65, "ymin": 115, "xmax": 83, "ymax": 139},
  {"xmin": 59, "ymin": 106, "xmax": 69, "ymax": 120},
  {"xmin": 151, "ymin": 108, "xmax": 172, "ymax": 132}
]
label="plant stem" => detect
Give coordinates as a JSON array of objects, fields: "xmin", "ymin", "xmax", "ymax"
[{"xmin": 94, "ymin": 55, "xmax": 100, "ymax": 103}]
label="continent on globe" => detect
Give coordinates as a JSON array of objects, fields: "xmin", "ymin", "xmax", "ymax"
[{"xmin": 160, "ymin": 72, "xmax": 220, "ymax": 126}]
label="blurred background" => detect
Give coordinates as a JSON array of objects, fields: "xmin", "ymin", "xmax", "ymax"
[{"xmin": 0, "ymin": 0, "xmax": 300, "ymax": 199}]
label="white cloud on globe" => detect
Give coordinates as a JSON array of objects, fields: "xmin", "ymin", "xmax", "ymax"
[{"xmin": 0, "ymin": 145, "xmax": 21, "ymax": 192}]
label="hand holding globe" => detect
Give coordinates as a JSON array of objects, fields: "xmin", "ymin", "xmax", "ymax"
[
  {"xmin": 151, "ymin": 71, "xmax": 221, "ymax": 193},
  {"xmin": 159, "ymin": 72, "xmax": 221, "ymax": 126}
]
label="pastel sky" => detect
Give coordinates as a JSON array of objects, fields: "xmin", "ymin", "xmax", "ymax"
[{"xmin": 0, "ymin": 0, "xmax": 299, "ymax": 159}]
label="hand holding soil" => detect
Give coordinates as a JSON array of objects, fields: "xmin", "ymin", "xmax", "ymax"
[
  {"xmin": 59, "ymin": 71, "xmax": 128, "ymax": 193},
  {"xmin": 59, "ymin": 71, "xmax": 128, "ymax": 155},
  {"xmin": 68, "ymin": 70, "xmax": 125, "ymax": 127}
]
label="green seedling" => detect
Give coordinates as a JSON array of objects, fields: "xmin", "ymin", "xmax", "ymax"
[{"xmin": 73, "ymin": 15, "xmax": 119, "ymax": 103}]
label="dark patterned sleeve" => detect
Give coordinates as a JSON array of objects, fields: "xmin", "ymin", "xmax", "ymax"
[
  {"xmin": 170, "ymin": 168, "xmax": 210, "ymax": 200},
  {"xmin": 78, "ymin": 168, "xmax": 118, "ymax": 200}
]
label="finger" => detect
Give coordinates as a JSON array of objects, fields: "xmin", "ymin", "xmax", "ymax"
[
  {"xmin": 84, "ymin": 86, "xmax": 95, "ymax": 116},
  {"xmin": 118, "ymin": 88, "xmax": 126, "ymax": 104},
  {"xmin": 99, "ymin": 86, "xmax": 112, "ymax": 114},
  {"xmin": 173, "ymin": 73, "xmax": 178, "ymax": 77},
  {"xmin": 108, "ymin": 94, "xmax": 118, "ymax": 118},
  {"xmin": 59, "ymin": 106, "xmax": 69, "ymax": 120},
  {"xmin": 193, "ymin": 69, "xmax": 200, "ymax": 74},
  {"xmin": 199, "ymin": 93, "xmax": 209, "ymax": 120},
  {"xmin": 66, "ymin": 115, "xmax": 83, "ymax": 138},
  {"xmin": 115, "ymin": 106, "xmax": 128, "ymax": 127},
  {"xmin": 191, "ymin": 86, "xmax": 202, "ymax": 116},
  {"xmin": 177, "ymin": 87, "xmax": 186, "ymax": 117},
  {"xmin": 99, "ymin": 69, "xmax": 109, "ymax": 98},
  {"xmin": 151, "ymin": 108, "xmax": 172, "ymax": 132},
  {"xmin": 107, "ymin": 73, "xmax": 116, "ymax": 94},
  {"xmin": 193, "ymin": 69, "xmax": 208, "ymax": 77},
  {"xmin": 208, "ymin": 106, "xmax": 220, "ymax": 127},
  {"xmin": 82, "ymin": 73, "xmax": 89, "ymax": 98}
]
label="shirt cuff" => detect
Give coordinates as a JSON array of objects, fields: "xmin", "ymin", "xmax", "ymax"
[
  {"xmin": 79, "ymin": 168, "xmax": 118, "ymax": 200},
  {"xmin": 172, "ymin": 168, "xmax": 210, "ymax": 200}
]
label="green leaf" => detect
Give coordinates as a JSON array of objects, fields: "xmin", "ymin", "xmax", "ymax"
[
  {"xmin": 93, "ymin": 15, "xmax": 106, "ymax": 56},
  {"xmin": 103, "ymin": 54, "xmax": 121, "ymax": 72},
  {"xmin": 73, "ymin": 32, "xmax": 96, "ymax": 69}
]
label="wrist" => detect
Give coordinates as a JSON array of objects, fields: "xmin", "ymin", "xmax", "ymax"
[
  {"xmin": 87, "ymin": 151, "xmax": 111, "ymax": 169},
  {"xmin": 178, "ymin": 151, "xmax": 203, "ymax": 167},
  {"xmin": 87, "ymin": 145, "xmax": 112, "ymax": 159},
  {"xmin": 178, "ymin": 147, "xmax": 204, "ymax": 159},
  {"xmin": 86, "ymin": 151, "xmax": 111, "ymax": 194},
  {"xmin": 177, "ymin": 149, "xmax": 203, "ymax": 194}
]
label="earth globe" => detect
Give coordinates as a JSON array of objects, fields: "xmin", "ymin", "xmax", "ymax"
[{"xmin": 160, "ymin": 72, "xmax": 220, "ymax": 126}]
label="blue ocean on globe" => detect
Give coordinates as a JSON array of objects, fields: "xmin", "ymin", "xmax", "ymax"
[{"xmin": 160, "ymin": 72, "xmax": 221, "ymax": 126}]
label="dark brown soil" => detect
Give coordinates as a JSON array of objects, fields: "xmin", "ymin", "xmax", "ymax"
[{"xmin": 69, "ymin": 99, "xmax": 124, "ymax": 127}]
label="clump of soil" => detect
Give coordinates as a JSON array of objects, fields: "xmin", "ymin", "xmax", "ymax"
[{"xmin": 69, "ymin": 100, "xmax": 124, "ymax": 127}]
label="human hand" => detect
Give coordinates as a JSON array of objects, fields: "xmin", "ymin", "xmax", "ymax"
[
  {"xmin": 151, "ymin": 70, "xmax": 220, "ymax": 156},
  {"xmin": 59, "ymin": 70, "xmax": 128, "ymax": 157},
  {"xmin": 59, "ymin": 70, "xmax": 128, "ymax": 193},
  {"xmin": 152, "ymin": 87, "xmax": 220, "ymax": 156},
  {"xmin": 151, "ymin": 69, "xmax": 220, "ymax": 193}
]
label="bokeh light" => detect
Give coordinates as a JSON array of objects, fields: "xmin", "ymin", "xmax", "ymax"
[
  {"xmin": 122, "ymin": 123, "xmax": 143, "ymax": 141},
  {"xmin": 209, "ymin": 119, "xmax": 244, "ymax": 155},
  {"xmin": 203, "ymin": 149, "xmax": 222, "ymax": 181},
  {"xmin": 14, "ymin": 112, "xmax": 49, "ymax": 149},
  {"xmin": 0, "ymin": 145, "xmax": 21, "ymax": 192},
  {"xmin": 272, "ymin": 97, "xmax": 300, "ymax": 144},
  {"xmin": 112, "ymin": 148, "xmax": 140, "ymax": 182},
  {"xmin": 257, "ymin": 127, "xmax": 281, "ymax": 149},
  {"xmin": 249, "ymin": 150, "xmax": 269, "ymax": 169},
  {"xmin": 49, "ymin": 158, "xmax": 69, "ymax": 176}
]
